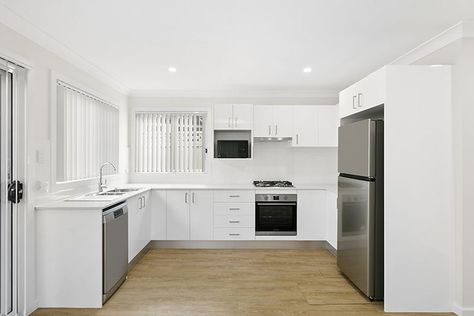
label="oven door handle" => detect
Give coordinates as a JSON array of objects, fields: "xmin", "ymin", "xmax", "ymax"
[{"xmin": 256, "ymin": 202, "xmax": 297, "ymax": 206}]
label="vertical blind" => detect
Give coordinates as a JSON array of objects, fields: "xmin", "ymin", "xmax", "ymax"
[
  {"xmin": 135, "ymin": 112, "xmax": 205, "ymax": 173},
  {"xmin": 56, "ymin": 81, "xmax": 119, "ymax": 182}
]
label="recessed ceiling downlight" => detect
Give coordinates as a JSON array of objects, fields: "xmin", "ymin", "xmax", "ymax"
[
  {"xmin": 303, "ymin": 67, "xmax": 312, "ymax": 73},
  {"xmin": 168, "ymin": 67, "xmax": 177, "ymax": 73}
]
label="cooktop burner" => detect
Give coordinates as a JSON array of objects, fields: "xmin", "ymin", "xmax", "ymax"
[{"xmin": 253, "ymin": 181, "xmax": 294, "ymax": 188}]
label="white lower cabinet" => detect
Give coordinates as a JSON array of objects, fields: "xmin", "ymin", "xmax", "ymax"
[
  {"xmin": 190, "ymin": 190, "xmax": 214, "ymax": 240},
  {"xmin": 128, "ymin": 190, "xmax": 151, "ymax": 263},
  {"xmin": 166, "ymin": 190, "xmax": 213, "ymax": 240},
  {"xmin": 214, "ymin": 227, "xmax": 255, "ymax": 240},
  {"xmin": 213, "ymin": 189, "xmax": 255, "ymax": 240},
  {"xmin": 297, "ymin": 190, "xmax": 327, "ymax": 240},
  {"xmin": 150, "ymin": 190, "xmax": 167, "ymax": 240}
]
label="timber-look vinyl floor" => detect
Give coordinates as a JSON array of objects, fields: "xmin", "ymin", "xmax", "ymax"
[{"xmin": 33, "ymin": 249, "xmax": 454, "ymax": 316}]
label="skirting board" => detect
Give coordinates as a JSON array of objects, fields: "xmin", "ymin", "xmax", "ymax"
[
  {"xmin": 150, "ymin": 240, "xmax": 335, "ymax": 250},
  {"xmin": 453, "ymin": 304, "xmax": 474, "ymax": 316},
  {"xmin": 128, "ymin": 241, "xmax": 152, "ymax": 271}
]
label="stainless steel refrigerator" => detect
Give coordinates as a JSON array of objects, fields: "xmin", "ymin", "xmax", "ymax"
[{"xmin": 337, "ymin": 119, "xmax": 384, "ymax": 300}]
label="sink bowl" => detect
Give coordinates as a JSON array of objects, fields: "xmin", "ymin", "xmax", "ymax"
[{"xmin": 106, "ymin": 188, "xmax": 141, "ymax": 193}]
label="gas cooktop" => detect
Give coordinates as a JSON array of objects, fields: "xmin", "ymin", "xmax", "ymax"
[{"xmin": 253, "ymin": 181, "xmax": 294, "ymax": 188}]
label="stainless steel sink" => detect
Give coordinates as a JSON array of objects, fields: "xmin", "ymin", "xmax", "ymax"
[{"xmin": 106, "ymin": 188, "xmax": 141, "ymax": 193}]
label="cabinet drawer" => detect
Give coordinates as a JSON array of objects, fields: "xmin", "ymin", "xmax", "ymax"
[
  {"xmin": 213, "ymin": 190, "xmax": 254, "ymax": 203},
  {"xmin": 214, "ymin": 215, "xmax": 255, "ymax": 228},
  {"xmin": 213, "ymin": 228, "xmax": 255, "ymax": 240},
  {"xmin": 214, "ymin": 203, "xmax": 255, "ymax": 216}
]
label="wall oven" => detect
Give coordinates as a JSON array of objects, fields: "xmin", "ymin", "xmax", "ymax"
[{"xmin": 255, "ymin": 194, "xmax": 297, "ymax": 236}]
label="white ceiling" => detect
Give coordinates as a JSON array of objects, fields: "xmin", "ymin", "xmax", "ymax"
[{"xmin": 1, "ymin": 0, "xmax": 473, "ymax": 94}]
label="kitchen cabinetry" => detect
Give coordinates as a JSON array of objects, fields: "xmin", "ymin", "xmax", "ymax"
[
  {"xmin": 296, "ymin": 190, "xmax": 327, "ymax": 240},
  {"xmin": 292, "ymin": 106, "xmax": 318, "ymax": 147},
  {"xmin": 166, "ymin": 190, "xmax": 213, "ymax": 240},
  {"xmin": 292, "ymin": 106, "xmax": 338, "ymax": 147},
  {"xmin": 213, "ymin": 190, "xmax": 255, "ymax": 240},
  {"xmin": 253, "ymin": 105, "xmax": 293, "ymax": 138},
  {"xmin": 128, "ymin": 190, "xmax": 151, "ymax": 262},
  {"xmin": 214, "ymin": 104, "xmax": 253, "ymax": 130},
  {"xmin": 339, "ymin": 67, "xmax": 386, "ymax": 118},
  {"xmin": 150, "ymin": 190, "xmax": 166, "ymax": 240}
]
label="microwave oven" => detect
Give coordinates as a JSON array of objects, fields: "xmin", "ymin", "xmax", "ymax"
[{"xmin": 216, "ymin": 140, "xmax": 250, "ymax": 158}]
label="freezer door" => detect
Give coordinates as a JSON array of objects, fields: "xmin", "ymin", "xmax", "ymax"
[
  {"xmin": 337, "ymin": 175, "xmax": 375, "ymax": 298},
  {"xmin": 338, "ymin": 119, "xmax": 375, "ymax": 178}
]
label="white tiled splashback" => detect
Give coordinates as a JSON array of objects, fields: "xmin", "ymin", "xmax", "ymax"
[{"xmin": 130, "ymin": 141, "xmax": 337, "ymax": 185}]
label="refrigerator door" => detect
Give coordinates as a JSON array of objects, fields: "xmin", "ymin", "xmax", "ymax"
[
  {"xmin": 338, "ymin": 119, "xmax": 375, "ymax": 178},
  {"xmin": 337, "ymin": 175, "xmax": 375, "ymax": 298}
]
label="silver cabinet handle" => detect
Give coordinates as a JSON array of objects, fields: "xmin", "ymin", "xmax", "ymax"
[
  {"xmin": 229, "ymin": 195, "xmax": 240, "ymax": 198},
  {"xmin": 234, "ymin": 117, "xmax": 237, "ymax": 128},
  {"xmin": 185, "ymin": 192, "xmax": 188, "ymax": 204},
  {"xmin": 358, "ymin": 93, "xmax": 363, "ymax": 107},
  {"xmin": 229, "ymin": 220, "xmax": 240, "ymax": 223},
  {"xmin": 275, "ymin": 125, "xmax": 278, "ymax": 135},
  {"xmin": 296, "ymin": 134, "xmax": 299, "ymax": 145},
  {"xmin": 268, "ymin": 125, "xmax": 271, "ymax": 135},
  {"xmin": 229, "ymin": 233, "xmax": 240, "ymax": 236},
  {"xmin": 192, "ymin": 192, "xmax": 195, "ymax": 204},
  {"xmin": 142, "ymin": 195, "xmax": 146, "ymax": 208},
  {"xmin": 352, "ymin": 95, "xmax": 357, "ymax": 109},
  {"xmin": 228, "ymin": 117, "xmax": 231, "ymax": 128},
  {"xmin": 229, "ymin": 208, "xmax": 240, "ymax": 211},
  {"xmin": 138, "ymin": 197, "xmax": 142, "ymax": 209}
]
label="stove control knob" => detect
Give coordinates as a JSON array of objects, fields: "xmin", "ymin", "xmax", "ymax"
[
  {"xmin": 264, "ymin": 196, "xmax": 269, "ymax": 201},
  {"xmin": 283, "ymin": 196, "xmax": 288, "ymax": 200}
]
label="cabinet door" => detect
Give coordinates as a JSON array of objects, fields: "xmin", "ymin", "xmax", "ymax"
[
  {"xmin": 273, "ymin": 106, "xmax": 293, "ymax": 138},
  {"xmin": 232, "ymin": 104, "xmax": 253, "ymax": 129},
  {"xmin": 189, "ymin": 190, "xmax": 213, "ymax": 240},
  {"xmin": 292, "ymin": 106, "xmax": 318, "ymax": 147},
  {"xmin": 151, "ymin": 190, "xmax": 167, "ymax": 240},
  {"xmin": 317, "ymin": 106, "xmax": 339, "ymax": 147},
  {"xmin": 253, "ymin": 105, "xmax": 273, "ymax": 137},
  {"xmin": 166, "ymin": 190, "xmax": 190, "ymax": 240},
  {"xmin": 297, "ymin": 190, "xmax": 327, "ymax": 240},
  {"xmin": 138, "ymin": 191, "xmax": 151, "ymax": 249},
  {"xmin": 214, "ymin": 104, "xmax": 233, "ymax": 129},
  {"xmin": 127, "ymin": 195, "xmax": 141, "ymax": 262},
  {"xmin": 362, "ymin": 67, "xmax": 386, "ymax": 110}
]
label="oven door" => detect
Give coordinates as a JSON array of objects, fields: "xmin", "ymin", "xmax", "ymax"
[{"xmin": 255, "ymin": 202, "xmax": 297, "ymax": 236}]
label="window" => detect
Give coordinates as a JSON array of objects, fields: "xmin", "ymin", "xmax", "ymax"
[
  {"xmin": 135, "ymin": 112, "xmax": 205, "ymax": 173},
  {"xmin": 56, "ymin": 81, "xmax": 119, "ymax": 182}
]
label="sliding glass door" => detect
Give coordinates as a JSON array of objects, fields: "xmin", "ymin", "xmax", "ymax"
[{"xmin": 0, "ymin": 61, "xmax": 21, "ymax": 316}]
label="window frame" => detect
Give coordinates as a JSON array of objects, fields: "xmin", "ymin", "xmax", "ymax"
[
  {"xmin": 50, "ymin": 71, "xmax": 121, "ymax": 191},
  {"xmin": 130, "ymin": 105, "xmax": 212, "ymax": 178}
]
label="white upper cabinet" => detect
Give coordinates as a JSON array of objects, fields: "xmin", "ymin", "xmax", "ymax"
[
  {"xmin": 253, "ymin": 105, "xmax": 273, "ymax": 137},
  {"xmin": 253, "ymin": 105, "xmax": 293, "ymax": 138},
  {"xmin": 292, "ymin": 106, "xmax": 318, "ymax": 147},
  {"xmin": 292, "ymin": 105, "xmax": 338, "ymax": 147},
  {"xmin": 317, "ymin": 106, "xmax": 339, "ymax": 147},
  {"xmin": 273, "ymin": 106, "xmax": 293, "ymax": 138},
  {"xmin": 214, "ymin": 104, "xmax": 253, "ymax": 130},
  {"xmin": 213, "ymin": 104, "xmax": 233, "ymax": 129},
  {"xmin": 232, "ymin": 104, "xmax": 253, "ymax": 129},
  {"xmin": 339, "ymin": 67, "xmax": 386, "ymax": 118}
]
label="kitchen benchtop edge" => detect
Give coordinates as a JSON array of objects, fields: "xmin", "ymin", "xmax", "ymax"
[{"xmin": 35, "ymin": 183, "xmax": 336, "ymax": 210}]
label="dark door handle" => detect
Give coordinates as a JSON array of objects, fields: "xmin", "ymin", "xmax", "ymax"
[{"xmin": 8, "ymin": 180, "xmax": 23, "ymax": 204}]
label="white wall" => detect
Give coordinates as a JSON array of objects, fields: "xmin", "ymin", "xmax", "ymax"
[
  {"xmin": 0, "ymin": 22, "xmax": 128, "ymax": 315},
  {"xmin": 408, "ymin": 38, "xmax": 474, "ymax": 316},
  {"xmin": 128, "ymin": 96, "xmax": 338, "ymax": 186}
]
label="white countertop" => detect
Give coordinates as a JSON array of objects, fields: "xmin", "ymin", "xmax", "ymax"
[{"xmin": 35, "ymin": 183, "xmax": 336, "ymax": 210}]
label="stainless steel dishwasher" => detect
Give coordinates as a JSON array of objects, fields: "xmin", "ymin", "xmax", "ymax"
[{"xmin": 102, "ymin": 201, "xmax": 128, "ymax": 303}]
